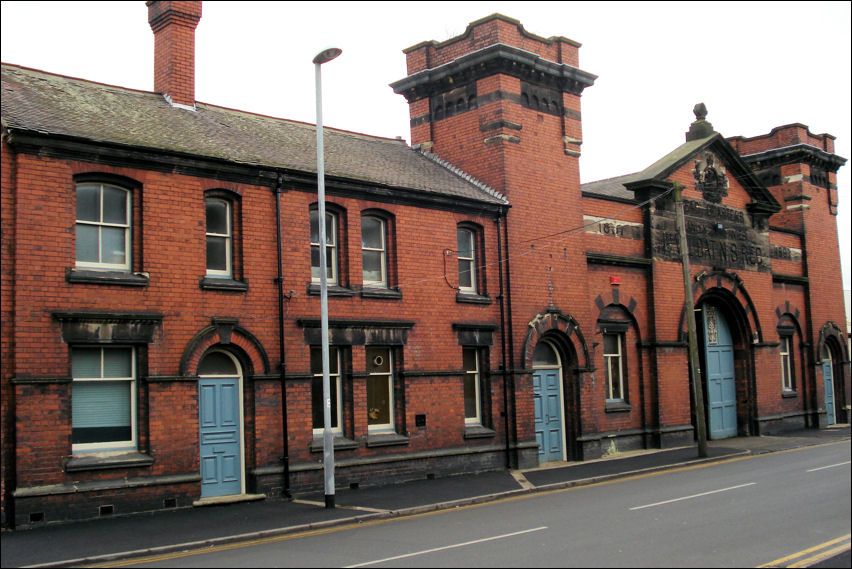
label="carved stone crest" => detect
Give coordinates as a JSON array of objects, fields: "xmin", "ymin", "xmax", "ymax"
[{"xmin": 693, "ymin": 152, "xmax": 729, "ymax": 203}]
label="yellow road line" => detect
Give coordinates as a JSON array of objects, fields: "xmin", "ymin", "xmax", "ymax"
[{"xmin": 757, "ymin": 534, "xmax": 850, "ymax": 568}]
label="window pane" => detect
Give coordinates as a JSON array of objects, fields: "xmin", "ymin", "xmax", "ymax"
[
  {"xmin": 311, "ymin": 246, "xmax": 321, "ymax": 279},
  {"xmin": 76, "ymin": 184, "xmax": 100, "ymax": 222},
  {"xmin": 101, "ymin": 226, "xmax": 127, "ymax": 265},
  {"xmin": 458, "ymin": 260, "xmax": 473, "ymax": 288},
  {"xmin": 72, "ymin": 348, "xmax": 101, "ymax": 378},
  {"xmin": 102, "ymin": 187, "xmax": 128, "ymax": 224},
  {"xmin": 207, "ymin": 236, "xmax": 228, "ymax": 271},
  {"xmin": 72, "ymin": 381, "xmax": 131, "ymax": 443},
  {"xmin": 463, "ymin": 348, "xmax": 477, "ymax": 372},
  {"xmin": 367, "ymin": 375, "xmax": 391, "ymax": 425},
  {"xmin": 310, "ymin": 210, "xmax": 320, "ymax": 243},
  {"xmin": 457, "ymin": 229, "xmax": 473, "ymax": 258},
  {"xmin": 206, "ymin": 199, "xmax": 229, "ymax": 235},
  {"xmin": 102, "ymin": 348, "xmax": 132, "ymax": 377},
  {"xmin": 603, "ymin": 334, "xmax": 619, "ymax": 355},
  {"xmin": 198, "ymin": 351, "xmax": 238, "ymax": 376},
  {"xmin": 464, "ymin": 374, "xmax": 478, "ymax": 419},
  {"xmin": 362, "ymin": 250, "xmax": 383, "ymax": 283},
  {"xmin": 361, "ymin": 217, "xmax": 383, "ymax": 249},
  {"xmin": 325, "ymin": 214, "xmax": 335, "ymax": 245},
  {"xmin": 76, "ymin": 224, "xmax": 99, "ymax": 263},
  {"xmin": 609, "ymin": 361, "xmax": 622, "ymax": 399},
  {"xmin": 367, "ymin": 348, "xmax": 390, "ymax": 374},
  {"xmin": 312, "ymin": 375, "xmax": 340, "ymax": 429},
  {"xmin": 532, "ymin": 342, "xmax": 558, "ymax": 367}
]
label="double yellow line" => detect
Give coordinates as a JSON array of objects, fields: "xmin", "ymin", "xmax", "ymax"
[{"xmin": 758, "ymin": 534, "xmax": 850, "ymax": 568}]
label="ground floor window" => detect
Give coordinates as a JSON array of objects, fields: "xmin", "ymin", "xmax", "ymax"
[
  {"xmin": 311, "ymin": 346, "xmax": 342, "ymax": 434},
  {"xmin": 71, "ymin": 346, "xmax": 136, "ymax": 451},
  {"xmin": 463, "ymin": 347, "xmax": 482, "ymax": 425},
  {"xmin": 366, "ymin": 347, "xmax": 394, "ymax": 432},
  {"xmin": 603, "ymin": 333, "xmax": 625, "ymax": 401},
  {"xmin": 779, "ymin": 334, "xmax": 794, "ymax": 392}
]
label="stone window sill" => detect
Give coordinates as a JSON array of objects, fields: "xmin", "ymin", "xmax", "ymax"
[
  {"xmin": 307, "ymin": 283, "xmax": 355, "ymax": 297},
  {"xmin": 365, "ymin": 432, "xmax": 410, "ymax": 448},
  {"xmin": 463, "ymin": 425, "xmax": 496, "ymax": 439},
  {"xmin": 310, "ymin": 436, "xmax": 359, "ymax": 452},
  {"xmin": 781, "ymin": 390, "xmax": 798, "ymax": 398},
  {"xmin": 200, "ymin": 276, "xmax": 248, "ymax": 292},
  {"xmin": 456, "ymin": 291, "xmax": 492, "ymax": 305},
  {"xmin": 360, "ymin": 287, "xmax": 403, "ymax": 300},
  {"xmin": 66, "ymin": 268, "xmax": 149, "ymax": 287},
  {"xmin": 605, "ymin": 400, "xmax": 632, "ymax": 413},
  {"xmin": 64, "ymin": 450, "xmax": 154, "ymax": 472}
]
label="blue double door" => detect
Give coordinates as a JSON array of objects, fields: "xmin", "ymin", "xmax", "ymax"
[
  {"xmin": 199, "ymin": 377, "xmax": 243, "ymax": 498},
  {"xmin": 703, "ymin": 305, "xmax": 738, "ymax": 439},
  {"xmin": 533, "ymin": 368, "xmax": 564, "ymax": 462}
]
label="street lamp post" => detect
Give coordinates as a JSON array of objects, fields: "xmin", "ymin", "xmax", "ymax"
[{"xmin": 314, "ymin": 47, "xmax": 341, "ymax": 509}]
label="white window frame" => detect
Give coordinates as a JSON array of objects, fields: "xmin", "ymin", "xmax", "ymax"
[
  {"xmin": 366, "ymin": 347, "xmax": 394, "ymax": 433},
  {"xmin": 780, "ymin": 335, "xmax": 794, "ymax": 391},
  {"xmin": 603, "ymin": 333, "xmax": 625, "ymax": 401},
  {"xmin": 361, "ymin": 216, "xmax": 387, "ymax": 288},
  {"xmin": 311, "ymin": 346, "xmax": 343, "ymax": 435},
  {"xmin": 311, "ymin": 210, "xmax": 338, "ymax": 285},
  {"xmin": 71, "ymin": 346, "xmax": 137, "ymax": 452},
  {"xmin": 75, "ymin": 183, "xmax": 131, "ymax": 271},
  {"xmin": 457, "ymin": 227, "xmax": 477, "ymax": 292},
  {"xmin": 463, "ymin": 348, "xmax": 482, "ymax": 425},
  {"xmin": 205, "ymin": 197, "xmax": 232, "ymax": 277}
]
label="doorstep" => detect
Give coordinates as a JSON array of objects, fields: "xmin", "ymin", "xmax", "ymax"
[{"xmin": 192, "ymin": 493, "xmax": 266, "ymax": 507}]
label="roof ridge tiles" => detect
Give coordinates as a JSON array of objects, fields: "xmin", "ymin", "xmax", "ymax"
[{"xmin": 416, "ymin": 149, "xmax": 509, "ymax": 205}]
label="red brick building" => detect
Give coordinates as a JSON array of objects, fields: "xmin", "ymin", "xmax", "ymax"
[{"xmin": 1, "ymin": 3, "xmax": 848, "ymax": 528}]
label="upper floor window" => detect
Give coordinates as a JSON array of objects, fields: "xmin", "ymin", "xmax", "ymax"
[
  {"xmin": 205, "ymin": 198, "xmax": 232, "ymax": 277},
  {"xmin": 311, "ymin": 209, "xmax": 338, "ymax": 285},
  {"xmin": 457, "ymin": 227, "xmax": 477, "ymax": 293},
  {"xmin": 603, "ymin": 332, "xmax": 625, "ymax": 401},
  {"xmin": 361, "ymin": 216, "xmax": 387, "ymax": 287},
  {"xmin": 76, "ymin": 183, "xmax": 130, "ymax": 270},
  {"xmin": 71, "ymin": 346, "xmax": 136, "ymax": 452}
]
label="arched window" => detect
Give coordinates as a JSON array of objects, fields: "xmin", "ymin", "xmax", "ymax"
[
  {"xmin": 76, "ymin": 182, "xmax": 131, "ymax": 270},
  {"xmin": 310, "ymin": 209, "xmax": 339, "ymax": 284},
  {"xmin": 361, "ymin": 215, "xmax": 387, "ymax": 287},
  {"xmin": 205, "ymin": 197, "xmax": 232, "ymax": 277},
  {"xmin": 457, "ymin": 226, "xmax": 477, "ymax": 293}
]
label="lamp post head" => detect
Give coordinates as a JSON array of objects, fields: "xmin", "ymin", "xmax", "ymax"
[{"xmin": 313, "ymin": 47, "xmax": 342, "ymax": 65}]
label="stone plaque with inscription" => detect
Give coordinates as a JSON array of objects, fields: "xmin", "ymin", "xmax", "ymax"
[{"xmin": 652, "ymin": 198, "xmax": 771, "ymax": 272}]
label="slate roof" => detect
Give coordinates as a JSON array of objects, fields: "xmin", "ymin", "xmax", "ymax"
[
  {"xmin": 1, "ymin": 63, "xmax": 506, "ymax": 206},
  {"xmin": 581, "ymin": 173, "xmax": 637, "ymax": 201}
]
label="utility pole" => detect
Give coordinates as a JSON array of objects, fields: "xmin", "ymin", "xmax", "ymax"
[{"xmin": 673, "ymin": 182, "xmax": 708, "ymax": 457}]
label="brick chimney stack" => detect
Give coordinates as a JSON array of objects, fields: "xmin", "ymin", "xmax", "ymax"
[{"xmin": 147, "ymin": 1, "xmax": 202, "ymax": 108}]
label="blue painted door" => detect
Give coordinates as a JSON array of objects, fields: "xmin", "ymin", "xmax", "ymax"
[
  {"xmin": 703, "ymin": 306, "xmax": 738, "ymax": 439},
  {"xmin": 823, "ymin": 360, "xmax": 836, "ymax": 425},
  {"xmin": 533, "ymin": 369, "xmax": 563, "ymax": 462},
  {"xmin": 199, "ymin": 377, "xmax": 242, "ymax": 498}
]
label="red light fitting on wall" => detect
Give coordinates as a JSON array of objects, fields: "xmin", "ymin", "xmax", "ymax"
[{"xmin": 610, "ymin": 276, "xmax": 622, "ymax": 285}]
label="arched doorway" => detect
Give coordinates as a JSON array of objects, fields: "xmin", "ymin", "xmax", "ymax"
[
  {"xmin": 821, "ymin": 344, "xmax": 837, "ymax": 425},
  {"xmin": 701, "ymin": 304, "xmax": 738, "ymax": 439},
  {"xmin": 197, "ymin": 349, "xmax": 245, "ymax": 498},
  {"xmin": 532, "ymin": 340, "xmax": 566, "ymax": 462}
]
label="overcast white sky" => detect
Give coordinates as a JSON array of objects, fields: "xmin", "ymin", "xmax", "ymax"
[{"xmin": 2, "ymin": 1, "xmax": 850, "ymax": 292}]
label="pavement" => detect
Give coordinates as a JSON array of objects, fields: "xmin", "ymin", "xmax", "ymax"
[{"xmin": 1, "ymin": 425, "xmax": 849, "ymax": 568}]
